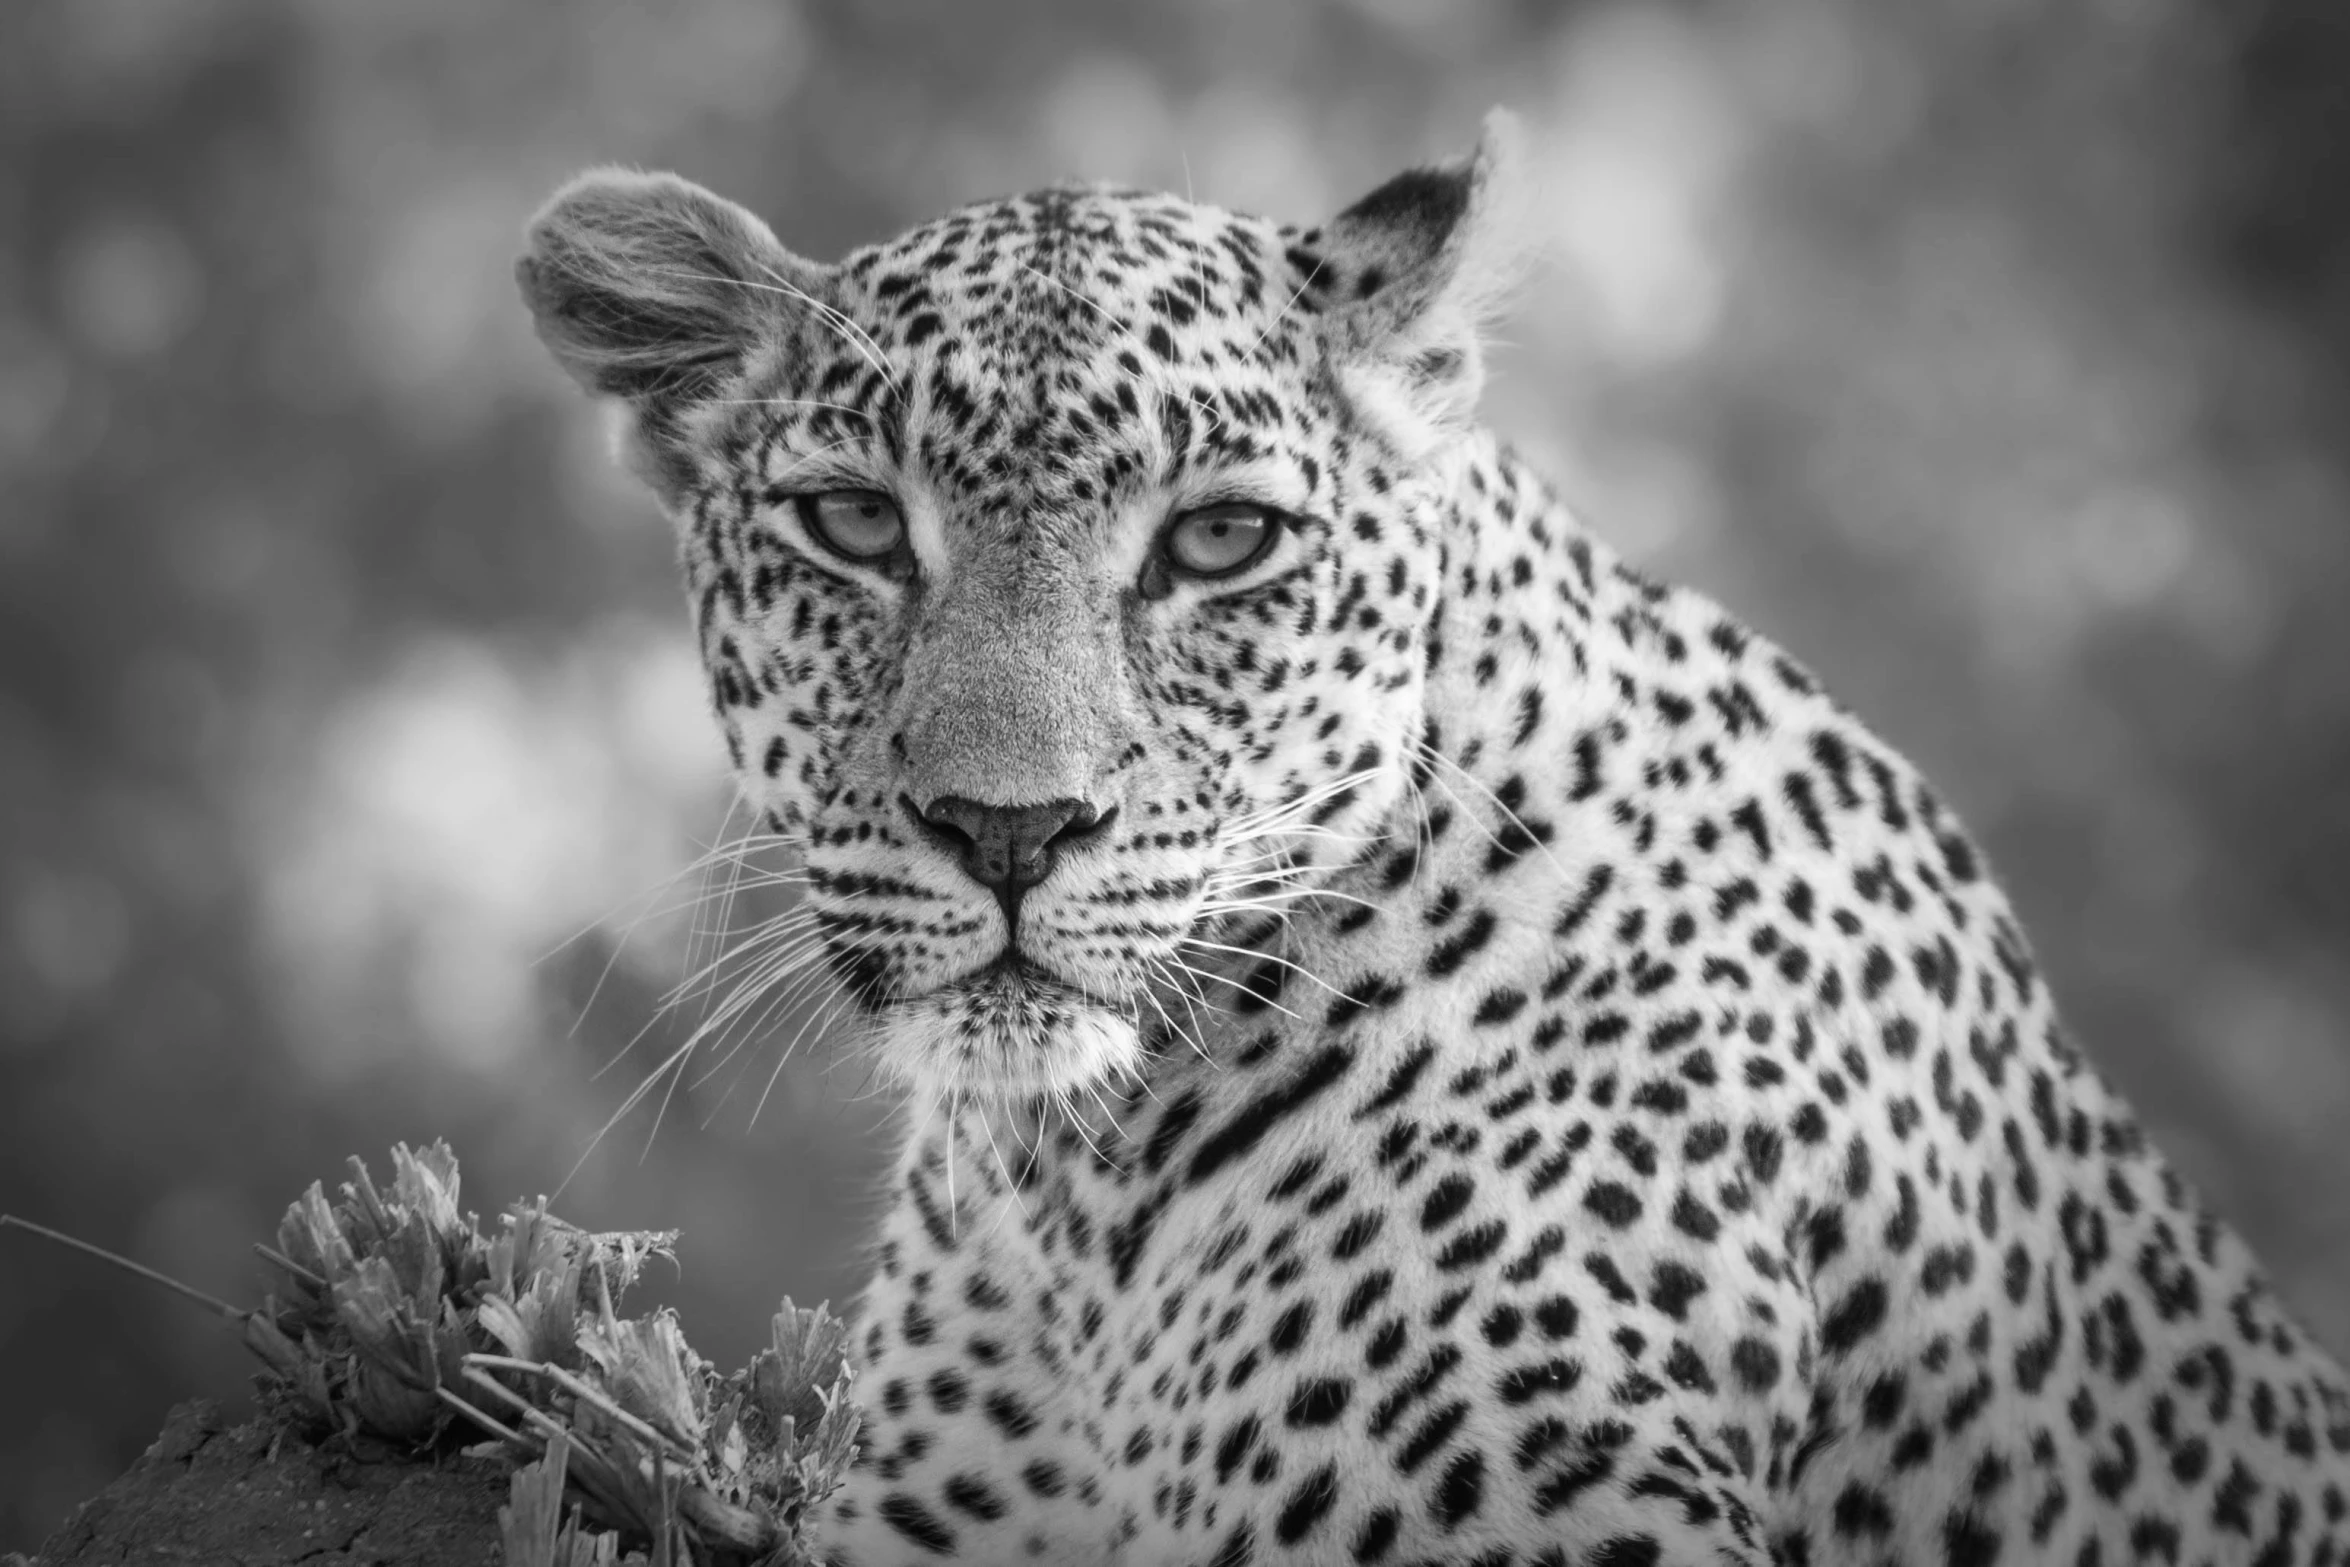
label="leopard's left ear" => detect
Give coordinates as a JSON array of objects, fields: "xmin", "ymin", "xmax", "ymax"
[{"xmin": 1303, "ymin": 109, "xmax": 1536, "ymax": 454}]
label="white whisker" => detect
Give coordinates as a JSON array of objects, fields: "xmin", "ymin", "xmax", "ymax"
[
  {"xmin": 1410, "ymin": 735, "xmax": 1574, "ymax": 889},
  {"xmin": 749, "ymin": 986, "xmax": 854, "ymax": 1129},
  {"xmin": 645, "ymin": 263, "xmax": 904, "ymax": 407},
  {"xmin": 974, "ymin": 1108, "xmax": 1030, "ymax": 1222},
  {"xmin": 1242, "ymin": 251, "xmax": 1327, "ymax": 365},
  {"xmin": 1172, "ymin": 961, "xmax": 1301, "ymax": 1022}
]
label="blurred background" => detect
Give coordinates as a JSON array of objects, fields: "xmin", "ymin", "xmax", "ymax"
[{"xmin": 3, "ymin": 0, "xmax": 2348, "ymax": 1548}]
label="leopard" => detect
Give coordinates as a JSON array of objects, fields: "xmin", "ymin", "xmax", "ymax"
[{"xmin": 516, "ymin": 111, "xmax": 2350, "ymax": 1565}]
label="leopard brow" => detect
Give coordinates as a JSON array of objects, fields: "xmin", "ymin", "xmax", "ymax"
[
  {"xmin": 757, "ymin": 434, "xmax": 892, "ymax": 496},
  {"xmin": 1170, "ymin": 464, "xmax": 1301, "ymax": 515}
]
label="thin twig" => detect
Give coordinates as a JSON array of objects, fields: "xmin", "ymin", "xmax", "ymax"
[
  {"xmin": 437, "ymin": 1385, "xmax": 534, "ymax": 1449},
  {"xmin": 253, "ymin": 1242, "xmax": 326, "ymax": 1291},
  {"xmin": 467, "ymin": 1355, "xmax": 700, "ymax": 1466},
  {"xmin": 2, "ymin": 1214, "xmax": 245, "ymax": 1320}
]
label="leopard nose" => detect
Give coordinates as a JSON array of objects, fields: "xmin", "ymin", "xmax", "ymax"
[{"xmin": 906, "ymin": 794, "xmax": 1113, "ymax": 920}]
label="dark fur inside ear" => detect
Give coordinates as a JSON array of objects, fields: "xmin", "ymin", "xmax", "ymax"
[
  {"xmin": 1330, "ymin": 166, "xmax": 1474, "ymax": 309},
  {"xmin": 1308, "ymin": 110, "xmax": 1534, "ymax": 448},
  {"xmin": 516, "ymin": 169, "xmax": 812, "ymax": 405}
]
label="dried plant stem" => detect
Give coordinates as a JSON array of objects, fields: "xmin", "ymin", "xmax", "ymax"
[
  {"xmin": 460, "ymin": 1368, "xmax": 578, "ymax": 1438},
  {"xmin": 252, "ymin": 1241, "xmax": 327, "ymax": 1290},
  {"xmin": 1, "ymin": 1213, "xmax": 247, "ymax": 1321},
  {"xmin": 437, "ymin": 1386, "xmax": 535, "ymax": 1449},
  {"xmin": 468, "ymin": 1355, "xmax": 700, "ymax": 1465}
]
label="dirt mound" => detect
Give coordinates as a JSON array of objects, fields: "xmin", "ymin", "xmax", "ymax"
[{"xmin": 16, "ymin": 1400, "xmax": 506, "ymax": 1567}]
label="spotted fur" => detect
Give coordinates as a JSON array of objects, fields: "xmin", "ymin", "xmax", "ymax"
[{"xmin": 520, "ymin": 114, "xmax": 2350, "ymax": 1565}]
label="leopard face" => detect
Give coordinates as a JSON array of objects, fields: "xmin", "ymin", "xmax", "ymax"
[{"xmin": 517, "ymin": 141, "xmax": 1522, "ymax": 1105}]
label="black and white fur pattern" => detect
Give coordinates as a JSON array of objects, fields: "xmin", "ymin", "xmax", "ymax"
[{"xmin": 519, "ymin": 113, "xmax": 2350, "ymax": 1565}]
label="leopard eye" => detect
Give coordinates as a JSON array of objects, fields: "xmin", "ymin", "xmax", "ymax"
[
  {"xmin": 1163, "ymin": 502, "xmax": 1281, "ymax": 580},
  {"xmin": 795, "ymin": 489, "xmax": 905, "ymax": 563}
]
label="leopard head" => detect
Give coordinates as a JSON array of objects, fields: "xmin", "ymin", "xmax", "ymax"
[{"xmin": 517, "ymin": 114, "xmax": 1530, "ymax": 1107}]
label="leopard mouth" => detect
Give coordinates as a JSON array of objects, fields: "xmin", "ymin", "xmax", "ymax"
[
  {"xmin": 941, "ymin": 948, "xmax": 1112, "ymax": 1011},
  {"xmin": 872, "ymin": 942, "xmax": 1148, "ymax": 1104}
]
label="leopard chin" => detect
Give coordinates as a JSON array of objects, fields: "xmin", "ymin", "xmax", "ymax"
[{"xmin": 874, "ymin": 958, "xmax": 1144, "ymax": 1106}]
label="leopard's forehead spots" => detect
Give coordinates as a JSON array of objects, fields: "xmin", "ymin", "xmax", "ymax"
[
  {"xmin": 842, "ymin": 185, "xmax": 1283, "ymax": 351},
  {"xmin": 776, "ymin": 187, "xmax": 1312, "ymax": 518}
]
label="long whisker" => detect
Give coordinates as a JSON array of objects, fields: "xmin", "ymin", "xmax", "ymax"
[
  {"xmin": 547, "ymin": 797, "xmax": 809, "ymax": 1042},
  {"xmin": 556, "ymin": 1026, "xmax": 705, "ymax": 1199},
  {"xmin": 639, "ymin": 925, "xmax": 824, "ymax": 1159},
  {"xmin": 1081, "ymin": 1080, "xmax": 1132, "ymax": 1145},
  {"xmin": 1242, "ymin": 253, "xmax": 1327, "ymax": 365},
  {"xmin": 671, "ymin": 947, "xmax": 831, "ymax": 1094},
  {"xmin": 657, "ymin": 898, "xmax": 821, "ymax": 997},
  {"xmin": 749, "ymin": 985, "xmax": 855, "ymax": 1130},
  {"xmin": 651, "ymin": 910, "xmax": 822, "ymax": 1022},
  {"xmin": 536, "ymin": 818, "xmax": 768, "ymax": 964},
  {"xmin": 1135, "ymin": 956, "xmax": 1214, "ymax": 1062},
  {"xmin": 684, "ymin": 935, "xmax": 832, "ymax": 1090},
  {"xmin": 683, "ymin": 795, "xmax": 755, "ymax": 1026},
  {"xmin": 1396, "ymin": 730, "xmax": 1438, "ymax": 898},
  {"xmin": 1161, "ymin": 955, "xmax": 1222, "ymax": 1038},
  {"xmin": 554, "ymin": 788, "xmax": 830, "ymax": 1193},
  {"xmin": 1219, "ymin": 765, "xmax": 1387, "ymax": 841},
  {"xmin": 943, "ymin": 1090, "xmax": 960, "ymax": 1238},
  {"xmin": 752, "ymin": 259, "xmax": 906, "ymax": 408},
  {"xmin": 584, "ymin": 898, "xmax": 813, "ymax": 1093},
  {"xmin": 645, "ymin": 264, "xmax": 903, "ymax": 408},
  {"xmin": 1411, "ymin": 735, "xmax": 1574, "ymax": 888},
  {"xmin": 1164, "ymin": 953, "xmax": 1302, "ymax": 1021},
  {"xmin": 973, "ymin": 1108, "xmax": 1030, "ymax": 1222},
  {"xmin": 1054, "ymin": 1088, "xmax": 1120, "ymax": 1170},
  {"xmin": 1199, "ymin": 881, "xmax": 1380, "ymax": 916}
]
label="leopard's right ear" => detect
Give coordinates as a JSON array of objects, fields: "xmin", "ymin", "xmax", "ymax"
[{"xmin": 516, "ymin": 168, "xmax": 821, "ymax": 408}]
